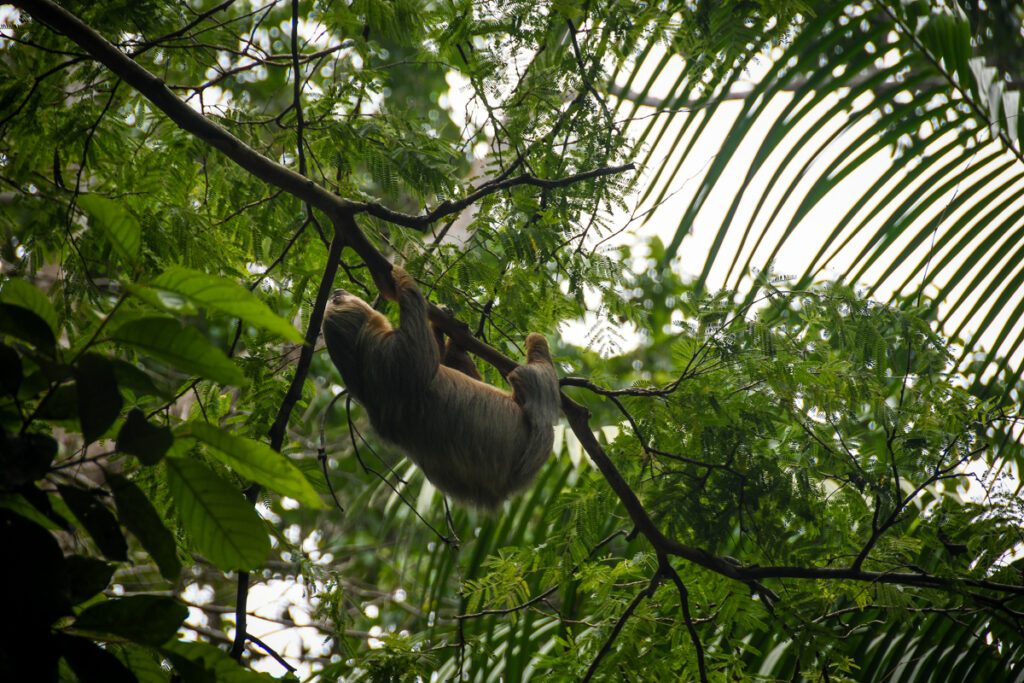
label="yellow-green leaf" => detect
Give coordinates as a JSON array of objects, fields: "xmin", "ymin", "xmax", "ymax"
[
  {"xmin": 186, "ymin": 422, "xmax": 324, "ymax": 509},
  {"xmin": 149, "ymin": 267, "xmax": 302, "ymax": 342}
]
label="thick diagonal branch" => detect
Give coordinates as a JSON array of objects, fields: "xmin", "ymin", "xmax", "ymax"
[{"xmin": 14, "ymin": 0, "xmax": 633, "ymax": 233}]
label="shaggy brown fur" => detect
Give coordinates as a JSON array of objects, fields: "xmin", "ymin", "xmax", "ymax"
[{"xmin": 322, "ymin": 267, "xmax": 560, "ymax": 508}]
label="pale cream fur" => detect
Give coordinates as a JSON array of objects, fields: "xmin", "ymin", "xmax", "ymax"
[{"xmin": 322, "ymin": 267, "xmax": 560, "ymax": 508}]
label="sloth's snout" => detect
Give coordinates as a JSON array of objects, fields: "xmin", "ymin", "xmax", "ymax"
[{"xmin": 330, "ymin": 288, "xmax": 350, "ymax": 303}]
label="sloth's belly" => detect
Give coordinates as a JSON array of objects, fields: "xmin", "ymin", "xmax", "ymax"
[{"xmin": 364, "ymin": 388, "xmax": 540, "ymax": 507}]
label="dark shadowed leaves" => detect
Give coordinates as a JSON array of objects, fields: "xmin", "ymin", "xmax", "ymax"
[
  {"xmin": 0, "ymin": 509, "xmax": 69, "ymax": 627},
  {"xmin": 65, "ymin": 556, "xmax": 115, "ymax": 604},
  {"xmin": 109, "ymin": 474, "xmax": 182, "ymax": 581},
  {"xmin": 0, "ymin": 342, "xmax": 21, "ymax": 396},
  {"xmin": 117, "ymin": 409, "xmax": 173, "ymax": 465},
  {"xmin": 0, "ymin": 303, "xmax": 55, "ymax": 353},
  {"xmin": 0, "ymin": 278, "xmax": 58, "ymax": 336},
  {"xmin": 162, "ymin": 640, "xmax": 279, "ymax": 682},
  {"xmin": 73, "ymin": 595, "xmax": 187, "ymax": 646},
  {"xmin": 36, "ymin": 383, "xmax": 78, "ymax": 421},
  {"xmin": 0, "ymin": 432, "xmax": 57, "ymax": 488},
  {"xmin": 59, "ymin": 635, "xmax": 137, "ymax": 683},
  {"xmin": 57, "ymin": 484, "xmax": 128, "ymax": 562},
  {"xmin": 75, "ymin": 353, "xmax": 122, "ymax": 444},
  {"xmin": 11, "ymin": 484, "xmax": 69, "ymax": 530},
  {"xmin": 110, "ymin": 359, "xmax": 163, "ymax": 398}
]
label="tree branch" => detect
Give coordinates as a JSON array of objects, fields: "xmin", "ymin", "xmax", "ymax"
[
  {"xmin": 660, "ymin": 554, "xmax": 708, "ymax": 683},
  {"xmin": 13, "ymin": 0, "xmax": 348, "ymax": 218},
  {"xmin": 582, "ymin": 570, "xmax": 660, "ymax": 682},
  {"xmin": 14, "ymin": 0, "xmax": 633, "ymax": 234},
  {"xmin": 345, "ymin": 162, "xmax": 635, "ymax": 229},
  {"xmin": 229, "ymin": 217, "xmax": 346, "ymax": 660}
]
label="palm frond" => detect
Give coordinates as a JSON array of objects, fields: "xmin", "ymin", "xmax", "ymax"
[{"xmin": 617, "ymin": 3, "xmax": 1024, "ymax": 392}]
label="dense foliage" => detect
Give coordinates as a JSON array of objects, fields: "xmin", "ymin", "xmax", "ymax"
[{"xmin": 0, "ymin": 1, "xmax": 1022, "ymax": 681}]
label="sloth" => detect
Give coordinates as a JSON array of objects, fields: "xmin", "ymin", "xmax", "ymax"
[{"xmin": 322, "ymin": 266, "xmax": 561, "ymax": 509}]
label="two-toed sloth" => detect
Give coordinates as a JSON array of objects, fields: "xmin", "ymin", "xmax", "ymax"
[{"xmin": 322, "ymin": 267, "xmax": 560, "ymax": 509}]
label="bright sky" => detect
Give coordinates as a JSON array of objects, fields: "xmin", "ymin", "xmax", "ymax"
[{"xmin": 557, "ymin": 42, "xmax": 1024, "ymax": 378}]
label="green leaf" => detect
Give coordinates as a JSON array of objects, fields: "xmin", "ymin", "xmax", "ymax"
[
  {"xmin": 164, "ymin": 456, "xmax": 269, "ymax": 571},
  {"xmin": 65, "ymin": 556, "xmax": 115, "ymax": 604},
  {"xmin": 148, "ymin": 267, "xmax": 303, "ymax": 343},
  {"xmin": 186, "ymin": 422, "xmax": 325, "ymax": 509},
  {"xmin": 109, "ymin": 474, "xmax": 182, "ymax": 582},
  {"xmin": 0, "ymin": 303, "xmax": 56, "ymax": 352},
  {"xmin": 0, "ymin": 509, "xmax": 70, "ymax": 626},
  {"xmin": 110, "ymin": 359, "xmax": 164, "ymax": 398},
  {"xmin": 36, "ymin": 383, "xmax": 78, "ymax": 421},
  {"xmin": 117, "ymin": 409, "xmax": 173, "ymax": 465},
  {"xmin": 162, "ymin": 640, "xmax": 279, "ymax": 682},
  {"xmin": 57, "ymin": 484, "xmax": 128, "ymax": 562},
  {"xmin": 73, "ymin": 595, "xmax": 187, "ymax": 646},
  {"xmin": 78, "ymin": 194, "xmax": 141, "ymax": 265},
  {"xmin": 117, "ymin": 645, "xmax": 170, "ymax": 683},
  {"xmin": 59, "ymin": 634, "xmax": 137, "ymax": 683},
  {"xmin": 112, "ymin": 318, "xmax": 244, "ymax": 386},
  {"xmin": 75, "ymin": 354, "xmax": 123, "ymax": 444},
  {"xmin": 0, "ymin": 278, "xmax": 58, "ymax": 335},
  {"xmin": 0, "ymin": 491, "xmax": 63, "ymax": 530},
  {"xmin": 0, "ymin": 342, "xmax": 22, "ymax": 396},
  {"xmin": 0, "ymin": 432, "xmax": 57, "ymax": 488}
]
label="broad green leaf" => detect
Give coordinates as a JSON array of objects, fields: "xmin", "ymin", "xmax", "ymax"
[
  {"xmin": 186, "ymin": 422, "xmax": 325, "ymax": 509},
  {"xmin": 57, "ymin": 484, "xmax": 128, "ymax": 562},
  {"xmin": 162, "ymin": 640, "xmax": 279, "ymax": 682},
  {"xmin": 78, "ymin": 194, "xmax": 140, "ymax": 265},
  {"xmin": 116, "ymin": 644, "xmax": 170, "ymax": 683},
  {"xmin": 0, "ymin": 492, "xmax": 62, "ymax": 530},
  {"xmin": 59, "ymin": 635, "xmax": 136, "ymax": 683},
  {"xmin": 148, "ymin": 267, "xmax": 303, "ymax": 343},
  {"xmin": 109, "ymin": 474, "xmax": 182, "ymax": 582},
  {"xmin": 64, "ymin": 556, "xmax": 115, "ymax": 605},
  {"xmin": 0, "ymin": 432, "xmax": 57, "ymax": 488},
  {"xmin": 0, "ymin": 509, "xmax": 70, "ymax": 626},
  {"xmin": 0, "ymin": 279, "xmax": 58, "ymax": 335},
  {"xmin": 36, "ymin": 383, "xmax": 78, "ymax": 421},
  {"xmin": 75, "ymin": 354, "xmax": 122, "ymax": 444},
  {"xmin": 73, "ymin": 595, "xmax": 187, "ymax": 646},
  {"xmin": 110, "ymin": 359, "xmax": 164, "ymax": 398},
  {"xmin": 112, "ymin": 318, "xmax": 244, "ymax": 386},
  {"xmin": 0, "ymin": 342, "xmax": 21, "ymax": 396},
  {"xmin": 117, "ymin": 409, "xmax": 173, "ymax": 466},
  {"xmin": 0, "ymin": 303, "xmax": 56, "ymax": 352},
  {"xmin": 165, "ymin": 456, "xmax": 269, "ymax": 571}
]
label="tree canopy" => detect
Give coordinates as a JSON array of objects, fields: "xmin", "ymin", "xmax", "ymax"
[{"xmin": 1, "ymin": 1, "xmax": 1022, "ymax": 681}]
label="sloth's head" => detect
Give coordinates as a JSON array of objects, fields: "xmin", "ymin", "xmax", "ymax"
[
  {"xmin": 524, "ymin": 333, "xmax": 553, "ymax": 364},
  {"xmin": 323, "ymin": 289, "xmax": 391, "ymax": 362},
  {"xmin": 325, "ymin": 287, "xmax": 376, "ymax": 328}
]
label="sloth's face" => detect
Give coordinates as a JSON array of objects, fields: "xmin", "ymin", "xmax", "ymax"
[
  {"xmin": 328, "ymin": 288, "xmax": 358, "ymax": 306},
  {"xmin": 326, "ymin": 289, "xmax": 373, "ymax": 319},
  {"xmin": 324, "ymin": 290, "xmax": 389, "ymax": 348}
]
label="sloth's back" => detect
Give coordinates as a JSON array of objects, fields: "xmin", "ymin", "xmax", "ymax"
[{"xmin": 368, "ymin": 365, "xmax": 542, "ymax": 507}]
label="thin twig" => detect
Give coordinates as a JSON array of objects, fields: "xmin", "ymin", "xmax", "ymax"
[
  {"xmin": 660, "ymin": 555, "xmax": 708, "ymax": 683},
  {"xmin": 582, "ymin": 572, "xmax": 660, "ymax": 682}
]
